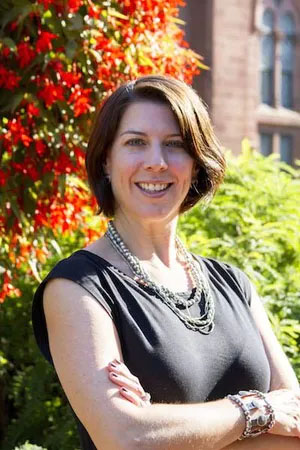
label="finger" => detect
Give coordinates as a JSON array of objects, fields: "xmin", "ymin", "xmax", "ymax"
[
  {"xmin": 119, "ymin": 387, "xmax": 150, "ymax": 408},
  {"xmin": 109, "ymin": 371, "xmax": 145, "ymax": 397},
  {"xmin": 107, "ymin": 360, "xmax": 140, "ymax": 383}
]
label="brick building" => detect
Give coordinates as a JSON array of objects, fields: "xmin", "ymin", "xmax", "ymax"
[{"xmin": 181, "ymin": 0, "xmax": 300, "ymax": 164}]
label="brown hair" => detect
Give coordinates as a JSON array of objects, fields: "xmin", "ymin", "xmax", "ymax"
[{"xmin": 86, "ymin": 75, "xmax": 226, "ymax": 217}]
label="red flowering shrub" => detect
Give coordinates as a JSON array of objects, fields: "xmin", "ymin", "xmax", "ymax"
[{"xmin": 0, "ymin": 0, "xmax": 204, "ymax": 302}]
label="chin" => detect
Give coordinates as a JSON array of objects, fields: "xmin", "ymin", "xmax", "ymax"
[{"xmin": 132, "ymin": 206, "xmax": 180, "ymax": 223}]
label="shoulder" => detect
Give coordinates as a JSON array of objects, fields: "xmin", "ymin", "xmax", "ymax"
[
  {"xmin": 195, "ymin": 255, "xmax": 253, "ymax": 306},
  {"xmin": 45, "ymin": 249, "xmax": 107, "ymax": 279},
  {"xmin": 35, "ymin": 250, "xmax": 113, "ymax": 301},
  {"xmin": 32, "ymin": 251, "xmax": 116, "ymax": 365}
]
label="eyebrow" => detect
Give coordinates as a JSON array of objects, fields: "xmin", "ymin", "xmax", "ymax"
[{"xmin": 119, "ymin": 130, "xmax": 182, "ymax": 138}]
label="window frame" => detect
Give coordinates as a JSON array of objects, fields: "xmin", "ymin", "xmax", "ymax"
[{"xmin": 258, "ymin": 0, "xmax": 298, "ymax": 109}]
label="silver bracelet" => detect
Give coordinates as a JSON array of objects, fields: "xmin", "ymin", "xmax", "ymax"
[{"xmin": 226, "ymin": 390, "xmax": 275, "ymax": 439}]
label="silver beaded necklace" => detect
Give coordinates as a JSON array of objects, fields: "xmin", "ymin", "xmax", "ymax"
[{"xmin": 105, "ymin": 221, "xmax": 215, "ymax": 334}]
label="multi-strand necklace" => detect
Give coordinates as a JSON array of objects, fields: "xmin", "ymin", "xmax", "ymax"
[{"xmin": 105, "ymin": 221, "xmax": 215, "ymax": 334}]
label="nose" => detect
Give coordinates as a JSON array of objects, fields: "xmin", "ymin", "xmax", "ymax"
[{"xmin": 143, "ymin": 142, "xmax": 168, "ymax": 172}]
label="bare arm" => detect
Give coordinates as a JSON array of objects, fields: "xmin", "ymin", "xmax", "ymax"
[
  {"xmin": 44, "ymin": 279, "xmax": 299, "ymax": 450},
  {"xmin": 223, "ymin": 434, "xmax": 300, "ymax": 450},
  {"xmin": 107, "ymin": 361, "xmax": 300, "ymax": 450}
]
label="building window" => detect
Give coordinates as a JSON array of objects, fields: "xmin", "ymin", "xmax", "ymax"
[
  {"xmin": 260, "ymin": 2, "xmax": 298, "ymax": 109},
  {"xmin": 280, "ymin": 13, "xmax": 296, "ymax": 108},
  {"xmin": 260, "ymin": 132, "xmax": 273, "ymax": 156},
  {"xmin": 280, "ymin": 134, "xmax": 293, "ymax": 164},
  {"xmin": 261, "ymin": 9, "xmax": 275, "ymax": 105}
]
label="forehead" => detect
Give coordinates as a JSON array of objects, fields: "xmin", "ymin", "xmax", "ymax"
[{"xmin": 117, "ymin": 101, "xmax": 181, "ymax": 135}]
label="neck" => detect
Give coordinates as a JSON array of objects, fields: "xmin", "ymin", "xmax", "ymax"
[{"xmin": 112, "ymin": 214, "xmax": 179, "ymax": 268}]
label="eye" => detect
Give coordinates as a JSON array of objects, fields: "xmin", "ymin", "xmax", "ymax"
[
  {"xmin": 125, "ymin": 138, "xmax": 146, "ymax": 146},
  {"xmin": 165, "ymin": 140, "xmax": 185, "ymax": 148}
]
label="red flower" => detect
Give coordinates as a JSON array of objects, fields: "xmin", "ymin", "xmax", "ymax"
[
  {"xmin": 54, "ymin": 151, "xmax": 76, "ymax": 175},
  {"xmin": 37, "ymin": 0, "xmax": 51, "ymax": 8},
  {"xmin": 5, "ymin": 73, "xmax": 21, "ymax": 90},
  {"xmin": 5, "ymin": 118, "xmax": 32, "ymax": 147},
  {"xmin": 36, "ymin": 31, "xmax": 58, "ymax": 53},
  {"xmin": 0, "ymin": 64, "xmax": 21, "ymax": 90},
  {"xmin": 27, "ymin": 102, "xmax": 40, "ymax": 117},
  {"xmin": 17, "ymin": 42, "xmax": 36, "ymax": 68},
  {"xmin": 35, "ymin": 139, "xmax": 46, "ymax": 156},
  {"xmin": 68, "ymin": 86, "xmax": 92, "ymax": 117},
  {"xmin": 12, "ymin": 156, "xmax": 38, "ymax": 180},
  {"xmin": 37, "ymin": 0, "xmax": 62, "ymax": 10},
  {"xmin": 20, "ymin": 133, "xmax": 32, "ymax": 147},
  {"xmin": 60, "ymin": 70, "xmax": 81, "ymax": 88},
  {"xmin": 38, "ymin": 81, "xmax": 65, "ymax": 107},
  {"xmin": 27, "ymin": 165, "xmax": 39, "ymax": 181},
  {"xmin": 0, "ymin": 169, "xmax": 8, "ymax": 187},
  {"xmin": 9, "ymin": 21, "xmax": 18, "ymax": 32},
  {"xmin": 42, "ymin": 160, "xmax": 54, "ymax": 174},
  {"xmin": 2, "ymin": 47, "xmax": 10, "ymax": 58},
  {"xmin": 68, "ymin": 0, "xmax": 83, "ymax": 13}
]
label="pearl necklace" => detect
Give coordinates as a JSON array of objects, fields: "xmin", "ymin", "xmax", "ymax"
[{"xmin": 106, "ymin": 221, "xmax": 215, "ymax": 334}]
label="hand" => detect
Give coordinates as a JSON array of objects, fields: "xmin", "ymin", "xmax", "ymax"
[
  {"xmin": 107, "ymin": 359, "xmax": 151, "ymax": 408},
  {"xmin": 265, "ymin": 388, "xmax": 300, "ymax": 438}
]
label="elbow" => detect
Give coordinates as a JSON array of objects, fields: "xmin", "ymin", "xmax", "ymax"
[{"xmin": 90, "ymin": 411, "xmax": 149, "ymax": 450}]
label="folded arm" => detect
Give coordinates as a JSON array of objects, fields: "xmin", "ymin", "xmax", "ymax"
[{"xmin": 43, "ymin": 279, "xmax": 299, "ymax": 450}]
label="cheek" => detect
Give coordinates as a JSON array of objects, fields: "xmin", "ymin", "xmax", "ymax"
[
  {"xmin": 112, "ymin": 151, "xmax": 143, "ymax": 172},
  {"xmin": 171, "ymin": 154, "xmax": 194, "ymax": 177}
]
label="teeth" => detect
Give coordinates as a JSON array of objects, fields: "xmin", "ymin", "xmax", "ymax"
[{"xmin": 138, "ymin": 183, "xmax": 169, "ymax": 192}]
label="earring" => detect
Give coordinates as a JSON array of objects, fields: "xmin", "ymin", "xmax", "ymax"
[{"xmin": 104, "ymin": 173, "xmax": 111, "ymax": 183}]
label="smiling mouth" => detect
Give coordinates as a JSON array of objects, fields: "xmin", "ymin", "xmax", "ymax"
[{"xmin": 136, "ymin": 182, "xmax": 172, "ymax": 193}]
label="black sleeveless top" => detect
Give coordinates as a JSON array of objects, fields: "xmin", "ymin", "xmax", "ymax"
[{"xmin": 32, "ymin": 250, "xmax": 271, "ymax": 449}]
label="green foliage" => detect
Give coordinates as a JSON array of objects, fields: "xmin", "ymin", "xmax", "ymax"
[
  {"xmin": 13, "ymin": 441, "xmax": 47, "ymax": 450},
  {"xmin": 1, "ymin": 144, "xmax": 299, "ymax": 449},
  {"xmin": 0, "ymin": 234, "xmax": 85, "ymax": 450},
  {"xmin": 179, "ymin": 141, "xmax": 300, "ymax": 378}
]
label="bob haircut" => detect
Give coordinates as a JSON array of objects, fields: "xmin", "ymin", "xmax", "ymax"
[{"xmin": 86, "ymin": 75, "xmax": 226, "ymax": 217}]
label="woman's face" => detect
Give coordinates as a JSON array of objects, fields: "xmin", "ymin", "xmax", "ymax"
[{"xmin": 105, "ymin": 101, "xmax": 194, "ymax": 224}]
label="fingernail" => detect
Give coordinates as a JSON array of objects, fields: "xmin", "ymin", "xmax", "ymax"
[
  {"xmin": 111, "ymin": 373, "xmax": 118, "ymax": 378},
  {"xmin": 109, "ymin": 362, "xmax": 118, "ymax": 369},
  {"xmin": 114, "ymin": 358, "xmax": 122, "ymax": 365},
  {"xmin": 121, "ymin": 387, "xmax": 128, "ymax": 392}
]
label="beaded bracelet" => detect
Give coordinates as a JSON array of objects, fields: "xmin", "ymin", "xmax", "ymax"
[{"xmin": 226, "ymin": 390, "xmax": 275, "ymax": 439}]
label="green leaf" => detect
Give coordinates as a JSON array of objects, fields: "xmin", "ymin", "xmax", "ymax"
[
  {"xmin": 170, "ymin": 17, "xmax": 186, "ymax": 25},
  {"xmin": 88, "ymin": 48, "xmax": 102, "ymax": 63},
  {"xmin": 68, "ymin": 13, "xmax": 83, "ymax": 31},
  {"xmin": 0, "ymin": 91, "xmax": 24, "ymax": 113},
  {"xmin": 1, "ymin": 37, "xmax": 16, "ymax": 50},
  {"xmin": 65, "ymin": 39, "xmax": 78, "ymax": 59},
  {"xmin": 195, "ymin": 60, "xmax": 210, "ymax": 70},
  {"xmin": 50, "ymin": 239, "xmax": 62, "ymax": 255},
  {"xmin": 0, "ymin": 6, "xmax": 24, "ymax": 30},
  {"xmin": 107, "ymin": 8, "xmax": 129, "ymax": 20},
  {"xmin": 58, "ymin": 174, "xmax": 66, "ymax": 197},
  {"xmin": 137, "ymin": 52, "xmax": 155, "ymax": 67}
]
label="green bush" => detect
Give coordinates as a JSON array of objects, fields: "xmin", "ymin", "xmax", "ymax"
[
  {"xmin": 1, "ymin": 144, "xmax": 299, "ymax": 449},
  {"xmin": 1, "ymin": 235, "xmax": 84, "ymax": 450},
  {"xmin": 13, "ymin": 441, "xmax": 47, "ymax": 450}
]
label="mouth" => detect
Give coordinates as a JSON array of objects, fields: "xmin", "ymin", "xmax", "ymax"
[{"xmin": 135, "ymin": 182, "xmax": 172, "ymax": 194}]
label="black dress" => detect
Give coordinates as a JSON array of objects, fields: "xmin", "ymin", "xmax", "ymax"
[{"xmin": 32, "ymin": 250, "xmax": 271, "ymax": 449}]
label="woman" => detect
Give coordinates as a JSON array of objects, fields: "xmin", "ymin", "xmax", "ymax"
[{"xmin": 32, "ymin": 75, "xmax": 300, "ymax": 449}]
